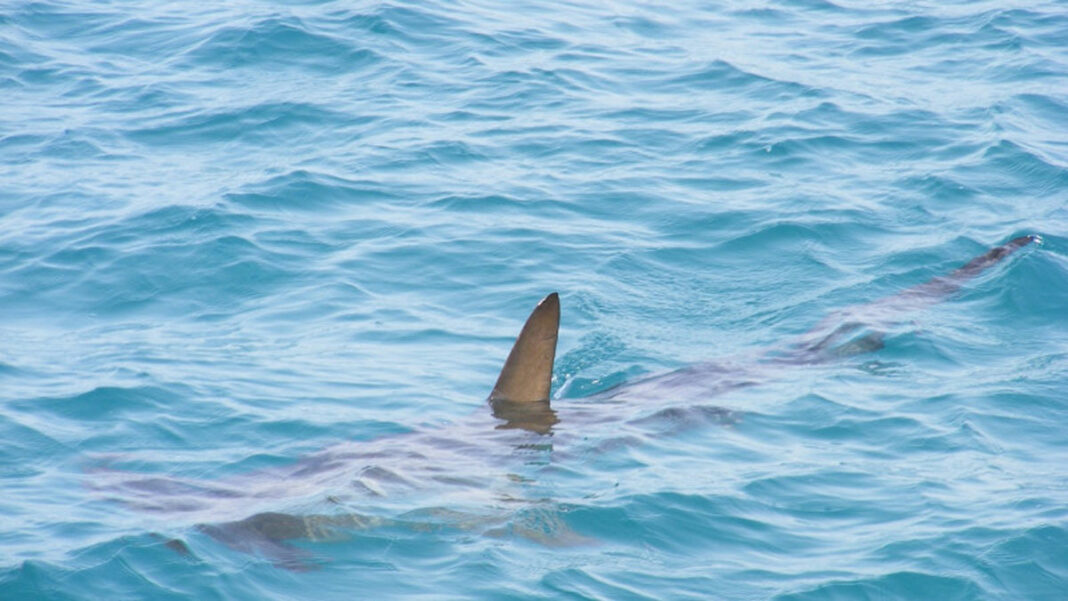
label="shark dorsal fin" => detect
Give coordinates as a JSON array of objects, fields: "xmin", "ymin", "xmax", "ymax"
[{"xmin": 489, "ymin": 292, "xmax": 559, "ymax": 404}]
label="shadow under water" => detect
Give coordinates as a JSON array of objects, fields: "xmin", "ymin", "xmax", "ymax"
[{"xmin": 88, "ymin": 236, "xmax": 1039, "ymax": 570}]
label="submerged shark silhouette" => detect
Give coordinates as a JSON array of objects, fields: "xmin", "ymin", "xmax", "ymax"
[{"xmin": 96, "ymin": 235, "xmax": 1038, "ymax": 569}]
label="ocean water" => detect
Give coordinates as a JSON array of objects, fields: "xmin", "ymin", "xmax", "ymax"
[{"xmin": 2, "ymin": 0, "xmax": 1067, "ymax": 598}]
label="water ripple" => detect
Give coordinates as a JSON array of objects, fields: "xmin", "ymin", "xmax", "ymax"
[{"xmin": 1, "ymin": 0, "xmax": 1066, "ymax": 599}]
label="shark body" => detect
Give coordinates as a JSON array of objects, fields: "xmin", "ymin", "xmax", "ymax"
[{"xmin": 94, "ymin": 235, "xmax": 1038, "ymax": 569}]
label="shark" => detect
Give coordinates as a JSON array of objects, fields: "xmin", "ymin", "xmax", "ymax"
[{"xmin": 93, "ymin": 235, "xmax": 1038, "ymax": 569}]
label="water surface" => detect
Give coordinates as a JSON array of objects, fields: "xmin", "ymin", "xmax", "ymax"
[{"xmin": 1, "ymin": 1, "xmax": 1067, "ymax": 599}]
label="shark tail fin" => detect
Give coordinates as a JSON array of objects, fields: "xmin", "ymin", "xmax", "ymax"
[
  {"xmin": 898, "ymin": 234, "xmax": 1039, "ymax": 305},
  {"xmin": 782, "ymin": 235, "xmax": 1039, "ymax": 363},
  {"xmin": 489, "ymin": 292, "xmax": 560, "ymax": 405},
  {"xmin": 939, "ymin": 234, "xmax": 1037, "ymax": 288}
]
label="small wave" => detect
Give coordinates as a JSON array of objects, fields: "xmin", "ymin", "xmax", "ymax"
[
  {"xmin": 226, "ymin": 169, "xmax": 395, "ymax": 213},
  {"xmin": 123, "ymin": 101, "xmax": 356, "ymax": 147},
  {"xmin": 664, "ymin": 59, "xmax": 819, "ymax": 100},
  {"xmin": 12, "ymin": 385, "xmax": 183, "ymax": 421},
  {"xmin": 979, "ymin": 139, "xmax": 1068, "ymax": 186},
  {"xmin": 181, "ymin": 16, "xmax": 382, "ymax": 73},
  {"xmin": 774, "ymin": 571, "xmax": 983, "ymax": 601}
]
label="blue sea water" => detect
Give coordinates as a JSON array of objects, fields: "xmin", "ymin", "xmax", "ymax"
[{"xmin": 2, "ymin": 0, "xmax": 1067, "ymax": 598}]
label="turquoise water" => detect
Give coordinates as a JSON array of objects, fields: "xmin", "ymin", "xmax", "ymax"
[{"xmin": 2, "ymin": 0, "xmax": 1067, "ymax": 598}]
